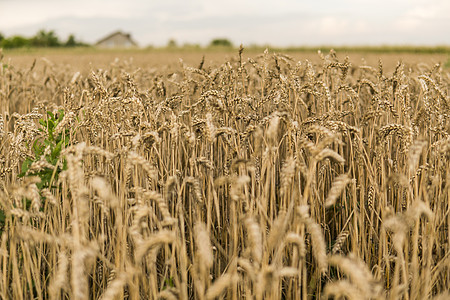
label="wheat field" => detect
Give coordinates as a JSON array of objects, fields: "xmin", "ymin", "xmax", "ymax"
[{"xmin": 0, "ymin": 48, "xmax": 449, "ymax": 299}]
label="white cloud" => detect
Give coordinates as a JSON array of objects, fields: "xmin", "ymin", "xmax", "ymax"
[
  {"xmin": 394, "ymin": 18, "xmax": 422, "ymax": 31},
  {"xmin": 0, "ymin": 0, "xmax": 140, "ymax": 29},
  {"xmin": 318, "ymin": 17, "xmax": 350, "ymax": 35},
  {"xmin": 354, "ymin": 21, "xmax": 369, "ymax": 33},
  {"xmin": 405, "ymin": 6, "xmax": 439, "ymax": 19},
  {"xmin": 394, "ymin": 1, "xmax": 450, "ymax": 31},
  {"xmin": 0, "ymin": 0, "xmax": 448, "ymax": 45}
]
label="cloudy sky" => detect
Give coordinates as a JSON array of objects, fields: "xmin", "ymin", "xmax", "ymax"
[{"xmin": 0, "ymin": 0, "xmax": 449, "ymax": 47}]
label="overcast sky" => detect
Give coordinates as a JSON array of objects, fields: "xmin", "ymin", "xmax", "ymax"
[{"xmin": 0, "ymin": 0, "xmax": 449, "ymax": 47}]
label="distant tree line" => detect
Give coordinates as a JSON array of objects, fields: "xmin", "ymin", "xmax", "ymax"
[
  {"xmin": 165, "ymin": 38, "xmax": 234, "ymax": 49},
  {"xmin": 0, "ymin": 30, "xmax": 87, "ymax": 49},
  {"xmin": 209, "ymin": 38, "xmax": 233, "ymax": 47},
  {"xmin": 0, "ymin": 31, "xmax": 235, "ymax": 49}
]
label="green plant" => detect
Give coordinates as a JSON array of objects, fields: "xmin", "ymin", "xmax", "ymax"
[
  {"xmin": 163, "ymin": 277, "xmax": 175, "ymax": 289},
  {"xmin": 0, "ymin": 110, "xmax": 71, "ymax": 233},
  {"xmin": 444, "ymin": 57, "xmax": 450, "ymax": 69},
  {"xmin": 19, "ymin": 109, "xmax": 71, "ymax": 191}
]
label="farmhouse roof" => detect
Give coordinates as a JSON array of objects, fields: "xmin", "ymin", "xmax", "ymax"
[{"xmin": 95, "ymin": 31, "xmax": 138, "ymax": 47}]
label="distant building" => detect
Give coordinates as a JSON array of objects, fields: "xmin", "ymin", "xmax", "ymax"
[{"xmin": 95, "ymin": 31, "xmax": 138, "ymax": 48}]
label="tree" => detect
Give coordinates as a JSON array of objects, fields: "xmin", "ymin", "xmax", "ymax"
[
  {"xmin": 209, "ymin": 38, "xmax": 233, "ymax": 47},
  {"xmin": 1, "ymin": 36, "xmax": 31, "ymax": 48},
  {"xmin": 0, "ymin": 30, "xmax": 89, "ymax": 49},
  {"xmin": 167, "ymin": 39, "xmax": 177, "ymax": 48},
  {"xmin": 31, "ymin": 30, "xmax": 60, "ymax": 47},
  {"xmin": 65, "ymin": 34, "xmax": 77, "ymax": 47}
]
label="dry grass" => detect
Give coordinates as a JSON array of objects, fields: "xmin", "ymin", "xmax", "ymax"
[{"xmin": 0, "ymin": 48, "xmax": 449, "ymax": 299}]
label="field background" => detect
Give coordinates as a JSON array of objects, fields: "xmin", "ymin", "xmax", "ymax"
[
  {"xmin": 3, "ymin": 47, "xmax": 449, "ymax": 72},
  {"xmin": 1, "ymin": 47, "xmax": 449, "ymax": 300}
]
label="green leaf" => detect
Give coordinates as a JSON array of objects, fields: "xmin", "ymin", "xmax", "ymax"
[
  {"xmin": 62, "ymin": 159, "xmax": 68, "ymax": 170},
  {"xmin": 163, "ymin": 277, "xmax": 175, "ymax": 289},
  {"xmin": 57, "ymin": 109, "xmax": 64, "ymax": 122},
  {"xmin": 55, "ymin": 133, "xmax": 63, "ymax": 145},
  {"xmin": 37, "ymin": 169, "xmax": 53, "ymax": 189},
  {"xmin": 0, "ymin": 211, "xmax": 5, "ymax": 223},
  {"xmin": 48, "ymin": 119, "xmax": 55, "ymax": 131},
  {"xmin": 52, "ymin": 139, "xmax": 63, "ymax": 160},
  {"xmin": 0, "ymin": 210, "xmax": 5, "ymax": 224},
  {"xmin": 43, "ymin": 139, "xmax": 52, "ymax": 147},
  {"xmin": 25, "ymin": 198, "xmax": 32, "ymax": 210},
  {"xmin": 19, "ymin": 158, "xmax": 33, "ymax": 177},
  {"xmin": 47, "ymin": 111, "xmax": 55, "ymax": 119},
  {"xmin": 32, "ymin": 139, "xmax": 44, "ymax": 156}
]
